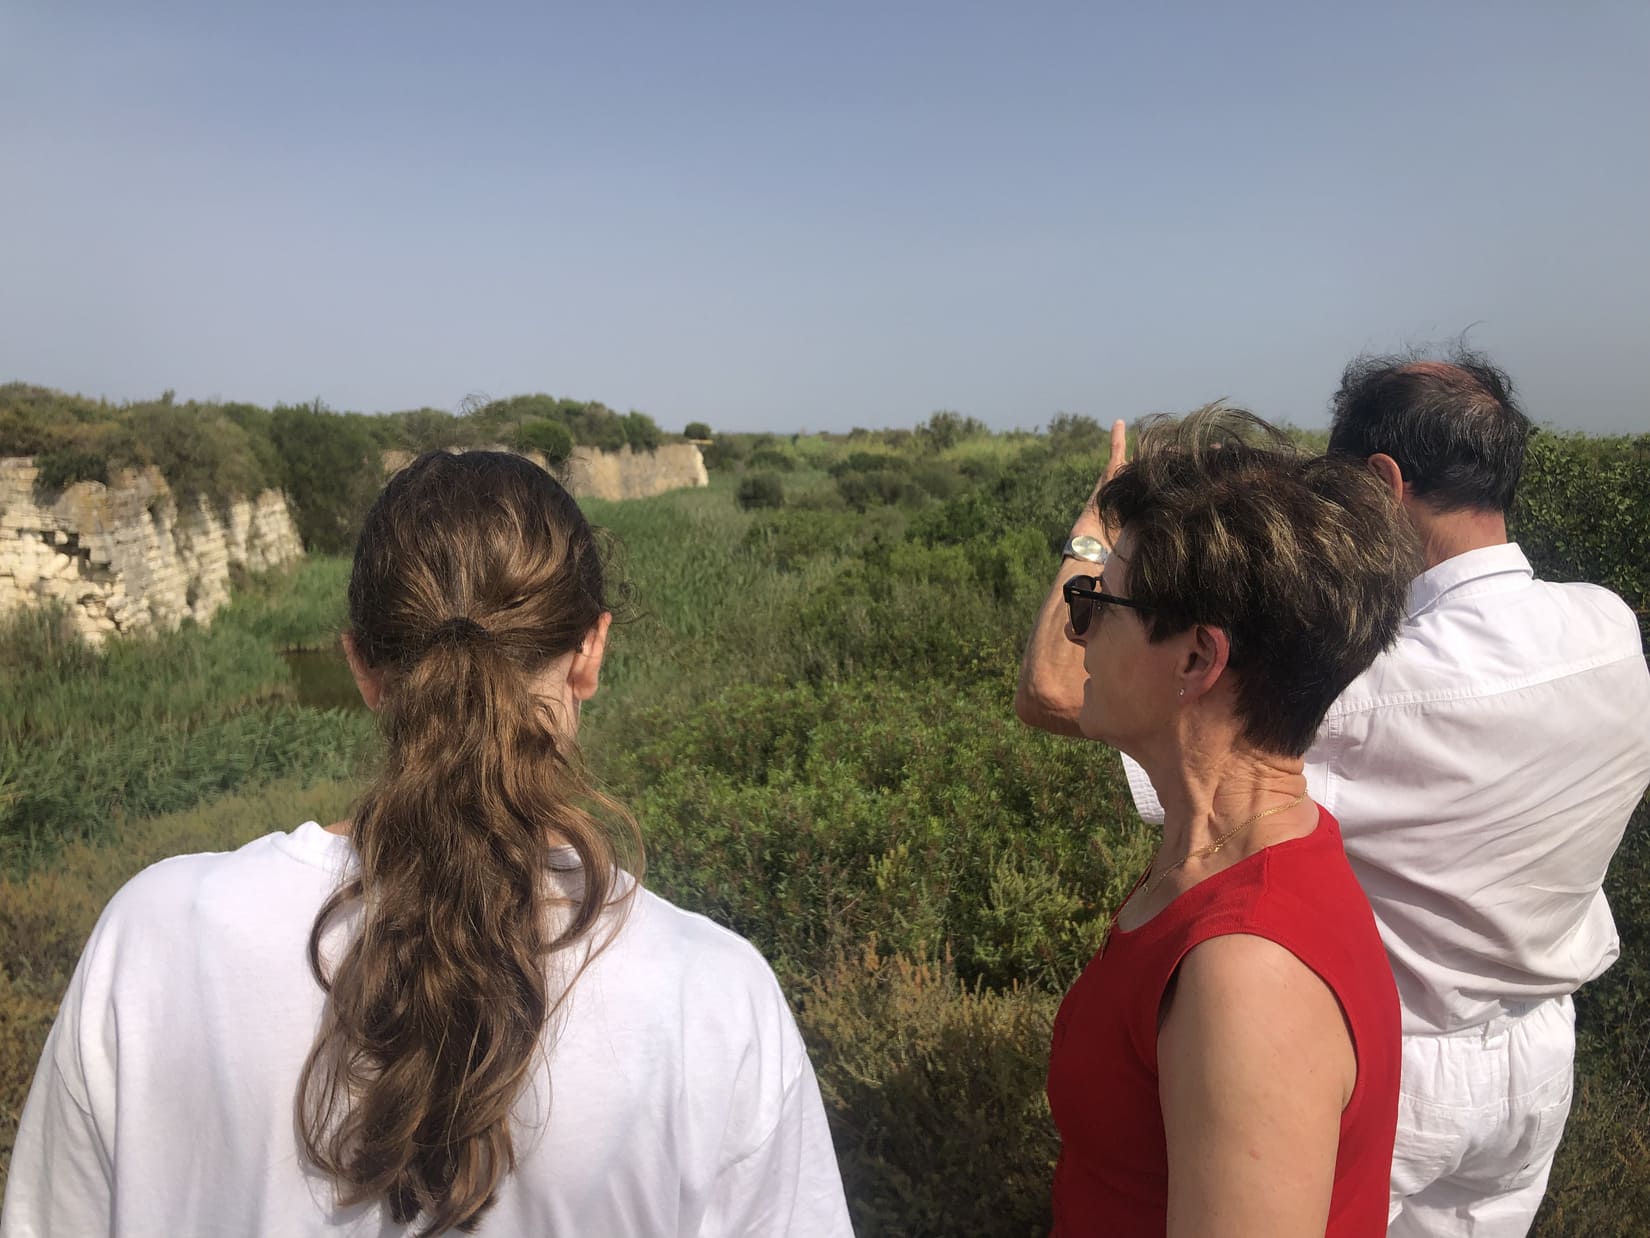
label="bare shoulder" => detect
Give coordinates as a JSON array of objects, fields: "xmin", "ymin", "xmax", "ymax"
[{"xmin": 1162, "ymin": 933, "xmax": 1355, "ymax": 1104}]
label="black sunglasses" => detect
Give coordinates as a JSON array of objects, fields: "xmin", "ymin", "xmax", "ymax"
[{"xmin": 1063, "ymin": 573, "xmax": 1155, "ymax": 636}]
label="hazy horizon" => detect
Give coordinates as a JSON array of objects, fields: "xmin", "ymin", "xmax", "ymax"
[{"xmin": 3, "ymin": 2, "xmax": 1646, "ymax": 435}]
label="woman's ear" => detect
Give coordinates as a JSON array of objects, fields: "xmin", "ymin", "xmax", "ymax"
[
  {"xmin": 568, "ymin": 612, "xmax": 612, "ymax": 704},
  {"xmin": 1178, "ymin": 624, "xmax": 1231, "ymax": 701},
  {"xmin": 341, "ymin": 632, "xmax": 385, "ymax": 712}
]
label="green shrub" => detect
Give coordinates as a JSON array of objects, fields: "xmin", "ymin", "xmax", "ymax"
[
  {"xmin": 909, "ymin": 462, "xmax": 966, "ymax": 500},
  {"xmin": 6, "ymin": 392, "xmax": 276, "ymax": 510},
  {"xmin": 799, "ymin": 949, "xmax": 1059, "ymax": 1237},
  {"xmin": 219, "ymin": 403, "xmax": 286, "ymax": 482},
  {"xmin": 736, "ymin": 473, "xmax": 786, "ymax": 510},
  {"xmin": 124, "ymin": 403, "xmax": 271, "ymax": 508},
  {"xmin": 385, "ymin": 408, "xmax": 469, "ymax": 454},
  {"xmin": 269, "ymin": 403, "xmax": 382, "ymax": 554},
  {"xmin": 908, "ymin": 444, "xmax": 1106, "ymax": 555},
  {"xmin": 915, "ymin": 410, "xmax": 987, "ymax": 453},
  {"xmin": 1044, "ymin": 412, "xmax": 1108, "ymax": 455},
  {"xmin": 623, "ymin": 411, "xmax": 662, "ymax": 452},
  {"xmin": 835, "ymin": 470, "xmax": 924, "ymax": 512},
  {"xmin": 470, "ymin": 395, "xmax": 635, "ymax": 453},
  {"xmin": 828, "ymin": 452, "xmax": 902, "ymax": 478},
  {"xmin": 748, "ymin": 447, "xmax": 797, "ymax": 473},
  {"xmin": 1512, "ymin": 432, "xmax": 1650, "ymax": 648},
  {"xmin": 470, "ymin": 394, "xmax": 560, "ymax": 444},
  {"xmin": 515, "ymin": 417, "xmax": 574, "ymax": 462},
  {"xmin": 702, "ymin": 439, "xmax": 744, "ymax": 471},
  {"xmin": 625, "ymin": 677, "xmax": 1147, "ymax": 988},
  {"xmin": 32, "ymin": 449, "xmax": 109, "ymax": 491},
  {"xmin": 742, "ymin": 507, "xmax": 903, "ymax": 572},
  {"xmin": 572, "ymin": 404, "xmax": 630, "ymax": 452},
  {"xmin": 684, "ymin": 421, "xmax": 713, "ymax": 440}
]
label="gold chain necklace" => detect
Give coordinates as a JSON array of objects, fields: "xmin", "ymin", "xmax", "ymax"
[{"xmin": 1141, "ymin": 792, "xmax": 1310, "ymax": 900}]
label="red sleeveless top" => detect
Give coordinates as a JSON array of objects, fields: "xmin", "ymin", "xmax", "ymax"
[{"xmin": 1046, "ymin": 807, "xmax": 1399, "ymax": 1237}]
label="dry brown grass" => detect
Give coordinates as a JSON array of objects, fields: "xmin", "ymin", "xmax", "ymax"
[
  {"xmin": 1534, "ymin": 1072, "xmax": 1650, "ymax": 1237},
  {"xmin": 798, "ymin": 945, "xmax": 1061, "ymax": 1238}
]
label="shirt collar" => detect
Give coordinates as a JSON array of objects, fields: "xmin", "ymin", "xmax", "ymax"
[{"xmin": 1406, "ymin": 542, "xmax": 1533, "ymax": 619}]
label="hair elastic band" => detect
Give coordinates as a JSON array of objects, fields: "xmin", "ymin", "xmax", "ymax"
[{"xmin": 430, "ymin": 616, "xmax": 489, "ymax": 646}]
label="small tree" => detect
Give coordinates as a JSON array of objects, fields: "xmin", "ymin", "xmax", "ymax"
[
  {"xmin": 516, "ymin": 417, "xmax": 574, "ymax": 462},
  {"xmin": 623, "ymin": 410, "xmax": 662, "ymax": 452},
  {"xmin": 917, "ymin": 410, "xmax": 987, "ymax": 453},
  {"xmin": 1045, "ymin": 412, "xmax": 1106, "ymax": 454},
  {"xmin": 736, "ymin": 473, "xmax": 785, "ymax": 510},
  {"xmin": 684, "ymin": 421, "xmax": 713, "ymax": 440},
  {"xmin": 571, "ymin": 404, "xmax": 629, "ymax": 452},
  {"xmin": 269, "ymin": 402, "xmax": 381, "ymax": 553}
]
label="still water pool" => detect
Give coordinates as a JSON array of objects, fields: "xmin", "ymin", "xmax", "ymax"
[{"xmin": 281, "ymin": 649, "xmax": 367, "ymax": 712}]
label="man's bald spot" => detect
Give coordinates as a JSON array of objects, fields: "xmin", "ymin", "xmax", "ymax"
[
  {"xmin": 1396, "ymin": 361, "xmax": 1503, "ymax": 415},
  {"xmin": 1397, "ymin": 361, "xmax": 1467, "ymax": 381}
]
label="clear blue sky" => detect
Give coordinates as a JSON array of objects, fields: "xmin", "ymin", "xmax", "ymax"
[{"xmin": 3, "ymin": 1, "xmax": 1646, "ymax": 432}]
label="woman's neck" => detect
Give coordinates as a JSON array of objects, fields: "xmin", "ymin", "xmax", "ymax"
[{"xmin": 1146, "ymin": 744, "xmax": 1310, "ymax": 862}]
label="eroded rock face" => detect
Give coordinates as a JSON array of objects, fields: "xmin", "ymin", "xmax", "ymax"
[
  {"xmin": 0, "ymin": 459, "xmax": 304, "ymax": 646},
  {"xmin": 560, "ymin": 443, "xmax": 709, "ymax": 502},
  {"xmin": 380, "ymin": 443, "xmax": 710, "ymax": 502},
  {"xmin": 0, "ymin": 442, "xmax": 703, "ymax": 647}
]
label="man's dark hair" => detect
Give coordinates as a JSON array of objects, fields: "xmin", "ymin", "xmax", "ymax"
[{"xmin": 1327, "ymin": 349, "xmax": 1532, "ymax": 513}]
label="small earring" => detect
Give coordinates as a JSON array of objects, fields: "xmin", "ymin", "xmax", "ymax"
[{"xmin": 1178, "ymin": 689, "xmax": 1184, "ymax": 697}]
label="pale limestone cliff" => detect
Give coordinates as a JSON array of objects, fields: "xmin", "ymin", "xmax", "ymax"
[
  {"xmin": 561, "ymin": 443, "xmax": 709, "ymax": 501},
  {"xmin": 0, "ymin": 459, "xmax": 304, "ymax": 646},
  {"xmin": 0, "ymin": 442, "xmax": 701, "ymax": 648},
  {"xmin": 379, "ymin": 443, "xmax": 709, "ymax": 502}
]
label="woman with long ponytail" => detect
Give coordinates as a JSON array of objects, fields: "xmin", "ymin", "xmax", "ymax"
[{"xmin": 3, "ymin": 451, "xmax": 852, "ymax": 1237}]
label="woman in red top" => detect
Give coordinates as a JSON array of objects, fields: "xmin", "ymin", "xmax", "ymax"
[{"xmin": 1038, "ymin": 408, "xmax": 1413, "ymax": 1237}]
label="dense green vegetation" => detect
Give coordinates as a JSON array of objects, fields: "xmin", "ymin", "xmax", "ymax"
[
  {"xmin": 2, "ymin": 417, "xmax": 1647, "ymax": 1235},
  {"xmin": 0, "ymin": 559, "xmax": 366, "ymax": 876}
]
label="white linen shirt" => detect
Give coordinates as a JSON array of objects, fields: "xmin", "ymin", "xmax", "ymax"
[{"xmin": 1124, "ymin": 543, "xmax": 1650, "ymax": 1035}]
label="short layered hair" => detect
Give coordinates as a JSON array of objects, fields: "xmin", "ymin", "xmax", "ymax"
[
  {"xmin": 1098, "ymin": 406, "xmax": 1418, "ymax": 757},
  {"xmin": 1327, "ymin": 349, "xmax": 1532, "ymax": 513}
]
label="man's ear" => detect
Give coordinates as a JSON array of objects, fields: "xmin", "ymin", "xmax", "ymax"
[
  {"xmin": 1367, "ymin": 453, "xmax": 1406, "ymax": 504},
  {"xmin": 340, "ymin": 632, "xmax": 385, "ymax": 712},
  {"xmin": 1178, "ymin": 624, "xmax": 1231, "ymax": 702},
  {"xmin": 568, "ymin": 612, "xmax": 612, "ymax": 704}
]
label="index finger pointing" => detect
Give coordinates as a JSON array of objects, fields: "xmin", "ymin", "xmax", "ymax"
[{"xmin": 1105, "ymin": 419, "xmax": 1129, "ymax": 481}]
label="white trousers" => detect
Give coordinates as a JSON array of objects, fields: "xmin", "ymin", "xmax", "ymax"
[{"xmin": 1388, "ymin": 995, "xmax": 1575, "ymax": 1238}]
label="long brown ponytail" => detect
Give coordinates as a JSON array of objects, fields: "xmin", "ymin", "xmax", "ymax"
[{"xmin": 298, "ymin": 451, "xmax": 642, "ymax": 1235}]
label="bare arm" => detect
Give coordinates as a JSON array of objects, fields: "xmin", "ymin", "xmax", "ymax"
[
  {"xmin": 1159, "ymin": 934, "xmax": 1357, "ymax": 1238},
  {"xmin": 1013, "ymin": 419, "xmax": 1128, "ymax": 736}
]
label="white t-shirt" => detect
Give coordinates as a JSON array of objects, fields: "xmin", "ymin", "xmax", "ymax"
[
  {"xmin": 1123, "ymin": 543, "xmax": 1650, "ymax": 1036},
  {"xmin": 1, "ymin": 822, "xmax": 854, "ymax": 1237}
]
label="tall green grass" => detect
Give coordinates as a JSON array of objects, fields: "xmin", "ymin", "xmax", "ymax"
[
  {"xmin": 0, "ymin": 567, "xmax": 371, "ymax": 874},
  {"xmin": 217, "ymin": 555, "xmax": 352, "ymax": 650}
]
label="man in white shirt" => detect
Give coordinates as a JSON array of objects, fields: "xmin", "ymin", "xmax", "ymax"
[{"xmin": 1015, "ymin": 352, "xmax": 1650, "ymax": 1238}]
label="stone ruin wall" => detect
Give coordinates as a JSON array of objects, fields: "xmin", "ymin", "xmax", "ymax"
[
  {"xmin": 559, "ymin": 442, "xmax": 710, "ymax": 501},
  {"xmin": 379, "ymin": 442, "xmax": 710, "ymax": 502},
  {"xmin": 0, "ymin": 458, "xmax": 304, "ymax": 647},
  {"xmin": 0, "ymin": 443, "xmax": 704, "ymax": 648}
]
